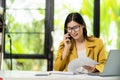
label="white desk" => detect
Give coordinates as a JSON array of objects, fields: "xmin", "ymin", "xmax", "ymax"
[{"xmin": 0, "ymin": 71, "xmax": 120, "ymax": 80}]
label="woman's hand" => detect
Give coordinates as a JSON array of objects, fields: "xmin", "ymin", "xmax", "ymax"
[
  {"xmin": 82, "ymin": 65, "xmax": 98, "ymax": 73},
  {"xmin": 62, "ymin": 33, "xmax": 72, "ymax": 60},
  {"xmin": 63, "ymin": 33, "xmax": 72, "ymax": 49}
]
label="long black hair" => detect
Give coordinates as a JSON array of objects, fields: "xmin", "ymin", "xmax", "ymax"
[{"xmin": 64, "ymin": 12, "xmax": 88, "ymax": 39}]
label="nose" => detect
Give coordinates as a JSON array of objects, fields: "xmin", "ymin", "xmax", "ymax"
[{"xmin": 71, "ymin": 29, "xmax": 76, "ymax": 34}]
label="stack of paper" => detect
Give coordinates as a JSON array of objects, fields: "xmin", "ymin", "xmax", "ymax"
[{"xmin": 68, "ymin": 57, "xmax": 98, "ymax": 73}]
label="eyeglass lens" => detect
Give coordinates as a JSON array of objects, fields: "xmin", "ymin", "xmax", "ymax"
[{"xmin": 66, "ymin": 25, "xmax": 80, "ymax": 32}]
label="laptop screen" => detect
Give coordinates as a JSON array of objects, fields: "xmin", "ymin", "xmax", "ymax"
[{"xmin": 102, "ymin": 50, "xmax": 120, "ymax": 76}]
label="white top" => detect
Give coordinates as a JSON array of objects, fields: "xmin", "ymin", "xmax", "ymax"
[{"xmin": 77, "ymin": 49, "xmax": 86, "ymax": 58}]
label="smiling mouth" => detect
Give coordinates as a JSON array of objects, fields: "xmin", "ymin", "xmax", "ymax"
[{"xmin": 72, "ymin": 33, "xmax": 78, "ymax": 38}]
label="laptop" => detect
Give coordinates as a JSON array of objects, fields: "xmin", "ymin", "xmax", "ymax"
[{"xmin": 88, "ymin": 50, "xmax": 120, "ymax": 76}]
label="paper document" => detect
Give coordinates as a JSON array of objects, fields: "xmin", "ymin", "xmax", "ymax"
[
  {"xmin": 68, "ymin": 57, "xmax": 99, "ymax": 73},
  {"xmin": 35, "ymin": 71, "xmax": 74, "ymax": 76},
  {"xmin": 49, "ymin": 71, "xmax": 74, "ymax": 75}
]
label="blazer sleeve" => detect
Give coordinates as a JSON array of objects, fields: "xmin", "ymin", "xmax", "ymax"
[
  {"xmin": 53, "ymin": 41, "xmax": 69, "ymax": 71},
  {"xmin": 95, "ymin": 39, "xmax": 107, "ymax": 73}
]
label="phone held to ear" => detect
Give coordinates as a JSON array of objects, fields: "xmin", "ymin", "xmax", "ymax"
[{"xmin": 68, "ymin": 34, "xmax": 72, "ymax": 40}]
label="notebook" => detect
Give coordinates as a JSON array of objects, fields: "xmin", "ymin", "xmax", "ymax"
[{"xmin": 88, "ymin": 50, "xmax": 120, "ymax": 76}]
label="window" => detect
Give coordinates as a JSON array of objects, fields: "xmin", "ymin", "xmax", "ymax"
[{"xmin": 3, "ymin": 0, "xmax": 54, "ymax": 71}]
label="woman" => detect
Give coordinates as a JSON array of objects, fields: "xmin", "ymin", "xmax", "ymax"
[{"xmin": 53, "ymin": 12, "xmax": 106, "ymax": 73}]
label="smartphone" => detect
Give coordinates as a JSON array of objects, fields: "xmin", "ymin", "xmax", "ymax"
[{"xmin": 68, "ymin": 34, "xmax": 72, "ymax": 40}]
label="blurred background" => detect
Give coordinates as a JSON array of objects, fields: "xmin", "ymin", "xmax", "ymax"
[{"xmin": 0, "ymin": 0, "xmax": 120, "ymax": 71}]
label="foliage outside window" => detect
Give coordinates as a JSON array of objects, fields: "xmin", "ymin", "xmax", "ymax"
[{"xmin": 100, "ymin": 0, "xmax": 120, "ymax": 53}]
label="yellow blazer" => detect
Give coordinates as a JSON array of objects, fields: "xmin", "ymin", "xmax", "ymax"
[{"xmin": 53, "ymin": 36, "xmax": 107, "ymax": 73}]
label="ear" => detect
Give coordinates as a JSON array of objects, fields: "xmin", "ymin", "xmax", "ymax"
[{"xmin": 81, "ymin": 25, "xmax": 85, "ymax": 29}]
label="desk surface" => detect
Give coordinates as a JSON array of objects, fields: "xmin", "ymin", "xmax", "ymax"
[{"xmin": 0, "ymin": 71, "xmax": 120, "ymax": 80}]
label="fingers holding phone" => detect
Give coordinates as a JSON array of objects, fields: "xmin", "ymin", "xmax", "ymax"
[
  {"xmin": 63, "ymin": 33, "xmax": 72, "ymax": 48},
  {"xmin": 64, "ymin": 33, "xmax": 72, "ymax": 41},
  {"xmin": 68, "ymin": 34, "xmax": 72, "ymax": 40}
]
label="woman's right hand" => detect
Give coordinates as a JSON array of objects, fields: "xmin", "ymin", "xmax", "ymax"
[
  {"xmin": 62, "ymin": 33, "xmax": 72, "ymax": 60},
  {"xmin": 63, "ymin": 33, "xmax": 72, "ymax": 49}
]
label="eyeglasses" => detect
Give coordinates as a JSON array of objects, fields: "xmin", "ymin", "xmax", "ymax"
[{"xmin": 66, "ymin": 25, "xmax": 80, "ymax": 33}]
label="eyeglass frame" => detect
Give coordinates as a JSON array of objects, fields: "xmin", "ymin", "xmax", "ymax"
[{"xmin": 65, "ymin": 25, "xmax": 80, "ymax": 33}]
